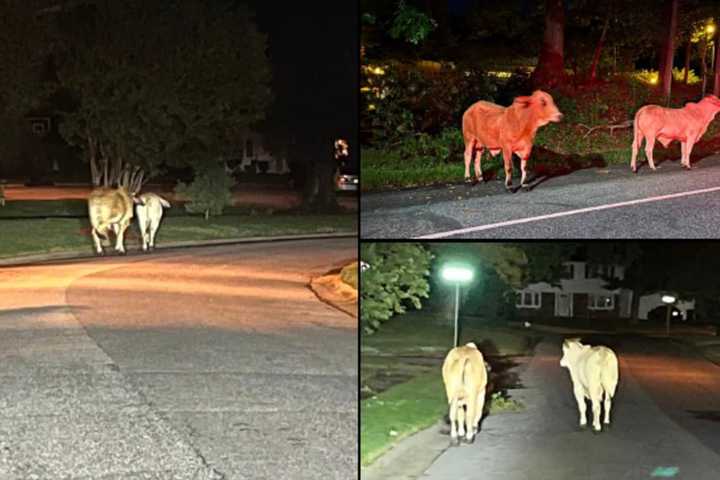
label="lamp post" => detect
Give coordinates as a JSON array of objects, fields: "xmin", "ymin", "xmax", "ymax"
[
  {"xmin": 662, "ymin": 294, "xmax": 677, "ymax": 336},
  {"xmin": 441, "ymin": 265, "xmax": 474, "ymax": 347}
]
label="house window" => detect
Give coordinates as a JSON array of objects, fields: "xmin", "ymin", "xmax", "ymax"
[
  {"xmin": 588, "ymin": 294, "xmax": 614, "ymax": 310},
  {"xmin": 562, "ymin": 264, "xmax": 574, "ymax": 279},
  {"xmin": 245, "ymin": 140, "xmax": 254, "ymax": 158},
  {"xmin": 516, "ymin": 291, "xmax": 541, "ymax": 309}
]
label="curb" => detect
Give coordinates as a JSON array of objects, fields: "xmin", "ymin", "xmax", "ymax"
[{"xmin": 0, "ymin": 232, "xmax": 357, "ymax": 267}]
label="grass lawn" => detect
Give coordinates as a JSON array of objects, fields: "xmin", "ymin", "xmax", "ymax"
[
  {"xmin": 0, "ymin": 213, "xmax": 357, "ymax": 259},
  {"xmin": 360, "ymin": 312, "xmax": 534, "ymax": 467}
]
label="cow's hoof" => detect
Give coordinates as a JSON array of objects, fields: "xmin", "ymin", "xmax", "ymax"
[
  {"xmin": 521, "ymin": 183, "xmax": 530, "ymax": 192},
  {"xmin": 450, "ymin": 437, "xmax": 460, "ymax": 447},
  {"xmin": 578, "ymin": 423, "xmax": 588, "ymax": 430},
  {"xmin": 631, "ymin": 167, "xmax": 637, "ymax": 174},
  {"xmin": 592, "ymin": 428, "xmax": 602, "ymax": 435},
  {"xmin": 683, "ymin": 164, "xmax": 692, "ymax": 170},
  {"xmin": 464, "ymin": 176, "xmax": 473, "ymax": 185}
]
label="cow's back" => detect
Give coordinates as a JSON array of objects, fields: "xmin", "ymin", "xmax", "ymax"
[
  {"xmin": 577, "ymin": 346, "xmax": 618, "ymax": 394},
  {"xmin": 88, "ymin": 188, "xmax": 133, "ymax": 230},
  {"xmin": 442, "ymin": 345, "xmax": 487, "ymax": 402},
  {"xmin": 462, "ymin": 100, "xmax": 506, "ymax": 144}
]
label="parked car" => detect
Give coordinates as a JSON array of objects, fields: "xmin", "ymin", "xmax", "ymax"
[{"xmin": 335, "ymin": 171, "xmax": 358, "ymax": 191}]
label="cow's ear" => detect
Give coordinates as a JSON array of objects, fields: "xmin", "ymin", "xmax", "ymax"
[
  {"xmin": 513, "ymin": 96, "xmax": 532, "ymax": 108},
  {"xmin": 133, "ymin": 197, "xmax": 145, "ymax": 205}
]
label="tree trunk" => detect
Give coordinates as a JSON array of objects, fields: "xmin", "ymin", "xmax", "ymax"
[
  {"xmin": 701, "ymin": 39, "xmax": 708, "ymax": 94},
  {"xmin": 683, "ymin": 40, "xmax": 691, "ymax": 84},
  {"xmin": 713, "ymin": 35, "xmax": 720, "ymax": 96},
  {"xmin": 588, "ymin": 14, "xmax": 610, "ymax": 83},
  {"xmin": 531, "ymin": 0, "xmax": 565, "ymax": 88},
  {"xmin": 660, "ymin": 0, "xmax": 678, "ymax": 104}
]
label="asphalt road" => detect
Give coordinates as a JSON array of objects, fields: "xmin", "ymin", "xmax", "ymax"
[
  {"xmin": 421, "ymin": 335, "xmax": 720, "ymax": 480},
  {"xmin": 361, "ymin": 155, "xmax": 720, "ymax": 238},
  {"xmin": 0, "ymin": 238, "xmax": 357, "ymax": 479}
]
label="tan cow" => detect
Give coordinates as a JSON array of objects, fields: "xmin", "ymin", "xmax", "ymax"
[
  {"xmin": 631, "ymin": 95, "xmax": 720, "ymax": 172},
  {"xmin": 135, "ymin": 192, "xmax": 171, "ymax": 251},
  {"xmin": 441, "ymin": 342, "xmax": 488, "ymax": 445},
  {"xmin": 462, "ymin": 90, "xmax": 563, "ymax": 190},
  {"xmin": 560, "ymin": 338, "xmax": 619, "ymax": 432},
  {"xmin": 87, "ymin": 187, "xmax": 137, "ymax": 255}
]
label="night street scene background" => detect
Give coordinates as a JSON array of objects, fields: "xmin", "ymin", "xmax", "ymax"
[
  {"xmin": 361, "ymin": 241, "xmax": 720, "ymax": 479},
  {"xmin": 0, "ymin": 1, "xmax": 358, "ymax": 478},
  {"xmin": 360, "ymin": 0, "xmax": 720, "ymax": 238}
]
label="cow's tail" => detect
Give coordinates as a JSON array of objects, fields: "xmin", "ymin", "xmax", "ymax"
[
  {"xmin": 599, "ymin": 348, "xmax": 619, "ymax": 399},
  {"xmin": 461, "ymin": 356, "xmax": 472, "ymax": 393},
  {"xmin": 158, "ymin": 196, "xmax": 171, "ymax": 208}
]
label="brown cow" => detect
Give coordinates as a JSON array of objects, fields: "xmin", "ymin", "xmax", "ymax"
[
  {"xmin": 87, "ymin": 187, "xmax": 139, "ymax": 255},
  {"xmin": 462, "ymin": 90, "xmax": 563, "ymax": 190},
  {"xmin": 631, "ymin": 95, "xmax": 720, "ymax": 172}
]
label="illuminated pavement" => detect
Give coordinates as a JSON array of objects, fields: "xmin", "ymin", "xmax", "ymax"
[
  {"xmin": 361, "ymin": 155, "xmax": 720, "ymax": 238},
  {"xmin": 0, "ymin": 238, "xmax": 357, "ymax": 479},
  {"xmin": 421, "ymin": 336, "xmax": 720, "ymax": 480}
]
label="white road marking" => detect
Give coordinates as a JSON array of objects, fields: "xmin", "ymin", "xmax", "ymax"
[{"xmin": 418, "ymin": 185, "xmax": 720, "ymax": 239}]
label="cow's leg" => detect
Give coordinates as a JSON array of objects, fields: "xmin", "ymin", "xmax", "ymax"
[
  {"xmin": 463, "ymin": 397, "xmax": 476, "ymax": 443},
  {"xmin": 115, "ymin": 220, "xmax": 128, "ymax": 254},
  {"xmin": 603, "ymin": 392, "xmax": 612, "ymax": 425},
  {"xmin": 149, "ymin": 219, "xmax": 159, "ymax": 249},
  {"xmin": 91, "ymin": 229, "xmax": 104, "ymax": 255},
  {"xmin": 573, "ymin": 386, "xmax": 587, "ymax": 428},
  {"xmin": 472, "ymin": 391, "xmax": 485, "ymax": 440},
  {"xmin": 520, "ymin": 154, "xmax": 531, "ymax": 189},
  {"xmin": 589, "ymin": 384, "xmax": 603, "ymax": 432},
  {"xmin": 503, "ymin": 148, "xmax": 513, "ymax": 191},
  {"xmin": 473, "ymin": 147, "xmax": 484, "ymax": 183},
  {"xmin": 464, "ymin": 141, "xmax": 474, "ymax": 183},
  {"xmin": 645, "ymin": 136, "xmax": 657, "ymax": 170},
  {"xmin": 449, "ymin": 398, "xmax": 459, "ymax": 444},
  {"xmin": 631, "ymin": 134, "xmax": 641, "ymax": 173},
  {"xmin": 457, "ymin": 403, "xmax": 466, "ymax": 439},
  {"xmin": 682, "ymin": 140, "xmax": 695, "ymax": 169}
]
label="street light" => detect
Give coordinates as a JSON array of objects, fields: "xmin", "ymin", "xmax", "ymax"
[
  {"xmin": 441, "ymin": 265, "xmax": 474, "ymax": 347},
  {"xmin": 662, "ymin": 294, "xmax": 677, "ymax": 336}
]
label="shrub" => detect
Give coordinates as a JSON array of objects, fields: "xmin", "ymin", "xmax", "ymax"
[
  {"xmin": 175, "ymin": 162, "xmax": 234, "ymax": 220},
  {"xmin": 397, "ymin": 127, "xmax": 464, "ymax": 164}
]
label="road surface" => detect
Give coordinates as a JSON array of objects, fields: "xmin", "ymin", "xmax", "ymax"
[
  {"xmin": 0, "ymin": 238, "xmax": 357, "ymax": 479},
  {"xmin": 421, "ymin": 335, "xmax": 720, "ymax": 480},
  {"xmin": 361, "ymin": 156, "xmax": 720, "ymax": 238}
]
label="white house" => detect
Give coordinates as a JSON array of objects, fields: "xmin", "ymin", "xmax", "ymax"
[
  {"xmin": 225, "ymin": 130, "xmax": 289, "ymax": 175},
  {"xmin": 515, "ymin": 261, "xmax": 634, "ymax": 320},
  {"xmin": 637, "ymin": 293, "xmax": 695, "ymax": 321}
]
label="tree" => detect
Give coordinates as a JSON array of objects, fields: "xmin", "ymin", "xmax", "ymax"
[
  {"xmin": 388, "ymin": 0, "xmax": 437, "ymax": 45},
  {"xmin": 174, "ymin": 162, "xmax": 233, "ymax": 220},
  {"xmin": 360, "ymin": 243, "xmax": 433, "ymax": 334},
  {"xmin": 531, "ymin": 0, "xmax": 565, "ymax": 88},
  {"xmin": 2, "ymin": 1, "xmax": 271, "ymax": 191},
  {"xmin": 659, "ymin": 0, "xmax": 679, "ymax": 103},
  {"xmin": 254, "ymin": 1, "xmax": 356, "ymax": 211}
]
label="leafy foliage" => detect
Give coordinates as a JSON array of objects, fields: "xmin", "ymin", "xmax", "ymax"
[
  {"xmin": 175, "ymin": 162, "xmax": 233, "ymax": 219},
  {"xmin": 388, "ymin": 1, "xmax": 437, "ymax": 45},
  {"xmin": 361, "ymin": 243, "xmax": 433, "ymax": 334}
]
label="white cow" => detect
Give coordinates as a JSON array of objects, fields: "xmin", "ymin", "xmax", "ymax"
[
  {"xmin": 87, "ymin": 187, "xmax": 136, "ymax": 255},
  {"xmin": 560, "ymin": 338, "xmax": 619, "ymax": 432},
  {"xmin": 135, "ymin": 192, "xmax": 171, "ymax": 251},
  {"xmin": 441, "ymin": 342, "xmax": 488, "ymax": 445}
]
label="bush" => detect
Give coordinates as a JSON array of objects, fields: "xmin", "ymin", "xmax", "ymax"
[
  {"xmin": 397, "ymin": 127, "xmax": 464, "ymax": 164},
  {"xmin": 361, "ymin": 61, "xmax": 498, "ymax": 145},
  {"xmin": 175, "ymin": 162, "xmax": 234, "ymax": 220}
]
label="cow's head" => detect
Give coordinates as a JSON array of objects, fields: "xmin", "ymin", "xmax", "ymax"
[
  {"xmin": 513, "ymin": 90, "xmax": 563, "ymax": 126},
  {"xmin": 560, "ymin": 338, "xmax": 585, "ymax": 368},
  {"xmin": 701, "ymin": 94, "xmax": 720, "ymax": 112}
]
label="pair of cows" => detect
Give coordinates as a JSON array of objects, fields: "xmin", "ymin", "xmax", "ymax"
[
  {"xmin": 462, "ymin": 90, "xmax": 720, "ymax": 189},
  {"xmin": 442, "ymin": 339, "xmax": 619, "ymax": 445},
  {"xmin": 87, "ymin": 187, "xmax": 171, "ymax": 255}
]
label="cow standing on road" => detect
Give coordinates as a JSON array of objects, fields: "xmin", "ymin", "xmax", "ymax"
[
  {"xmin": 135, "ymin": 192, "xmax": 171, "ymax": 251},
  {"xmin": 87, "ymin": 187, "xmax": 138, "ymax": 255},
  {"xmin": 462, "ymin": 90, "xmax": 563, "ymax": 190},
  {"xmin": 560, "ymin": 338, "xmax": 619, "ymax": 433},
  {"xmin": 631, "ymin": 94, "xmax": 720, "ymax": 172},
  {"xmin": 441, "ymin": 342, "xmax": 488, "ymax": 445}
]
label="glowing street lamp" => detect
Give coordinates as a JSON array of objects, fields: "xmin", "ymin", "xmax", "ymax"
[
  {"xmin": 441, "ymin": 265, "xmax": 474, "ymax": 347},
  {"xmin": 662, "ymin": 294, "xmax": 677, "ymax": 336}
]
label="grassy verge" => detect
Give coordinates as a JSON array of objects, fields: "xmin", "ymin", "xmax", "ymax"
[
  {"xmin": 0, "ymin": 213, "xmax": 357, "ymax": 259},
  {"xmin": 673, "ymin": 334, "xmax": 720, "ymax": 366},
  {"xmin": 360, "ymin": 312, "xmax": 534, "ymax": 466},
  {"xmin": 340, "ymin": 261, "xmax": 358, "ymax": 289}
]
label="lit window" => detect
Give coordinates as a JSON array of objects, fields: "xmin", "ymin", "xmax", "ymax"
[
  {"xmin": 516, "ymin": 291, "xmax": 541, "ymax": 309},
  {"xmin": 588, "ymin": 294, "xmax": 614, "ymax": 310}
]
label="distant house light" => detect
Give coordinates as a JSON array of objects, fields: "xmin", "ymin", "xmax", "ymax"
[{"xmin": 662, "ymin": 295, "xmax": 676, "ymax": 304}]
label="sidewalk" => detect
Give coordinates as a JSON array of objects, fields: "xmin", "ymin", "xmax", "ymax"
[{"xmin": 0, "ymin": 232, "xmax": 356, "ymax": 268}]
